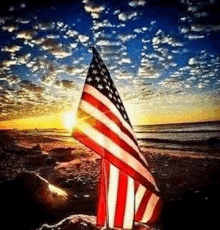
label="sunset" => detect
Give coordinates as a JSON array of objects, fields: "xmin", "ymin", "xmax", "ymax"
[
  {"xmin": 0, "ymin": 0, "xmax": 219, "ymax": 129},
  {"xmin": 0, "ymin": 1, "xmax": 220, "ymax": 230}
]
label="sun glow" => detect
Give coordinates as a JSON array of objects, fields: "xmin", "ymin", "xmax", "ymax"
[{"xmin": 62, "ymin": 111, "xmax": 76, "ymax": 131}]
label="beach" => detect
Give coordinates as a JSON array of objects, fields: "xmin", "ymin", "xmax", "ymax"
[{"xmin": 0, "ymin": 127, "xmax": 220, "ymax": 230}]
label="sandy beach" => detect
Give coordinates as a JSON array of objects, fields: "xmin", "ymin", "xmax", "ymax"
[{"xmin": 0, "ymin": 129, "xmax": 220, "ymax": 230}]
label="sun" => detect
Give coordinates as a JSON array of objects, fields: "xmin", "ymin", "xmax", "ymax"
[{"xmin": 62, "ymin": 111, "xmax": 76, "ymax": 131}]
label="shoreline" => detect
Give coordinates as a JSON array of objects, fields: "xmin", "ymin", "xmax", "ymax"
[{"xmin": 1, "ymin": 129, "xmax": 220, "ymax": 229}]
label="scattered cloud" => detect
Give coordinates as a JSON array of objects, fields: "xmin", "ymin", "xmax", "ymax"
[
  {"xmin": 2, "ymin": 24, "xmax": 19, "ymax": 32},
  {"xmin": 2, "ymin": 45, "xmax": 21, "ymax": 53},
  {"xmin": 129, "ymin": 0, "xmax": 146, "ymax": 7},
  {"xmin": 78, "ymin": 34, "xmax": 89, "ymax": 43},
  {"xmin": 188, "ymin": 57, "xmax": 198, "ymax": 65},
  {"xmin": 83, "ymin": 1, "xmax": 105, "ymax": 19},
  {"xmin": 16, "ymin": 30, "xmax": 34, "ymax": 40},
  {"xmin": 152, "ymin": 30, "xmax": 184, "ymax": 47},
  {"xmin": 61, "ymin": 80, "xmax": 75, "ymax": 89},
  {"xmin": 37, "ymin": 22, "xmax": 55, "ymax": 30},
  {"xmin": 119, "ymin": 57, "xmax": 132, "ymax": 65},
  {"xmin": 118, "ymin": 11, "xmax": 138, "ymax": 21}
]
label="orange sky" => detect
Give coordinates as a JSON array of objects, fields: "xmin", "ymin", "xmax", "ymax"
[
  {"xmin": 0, "ymin": 111, "xmax": 76, "ymax": 130},
  {"xmin": 0, "ymin": 104, "xmax": 219, "ymax": 130}
]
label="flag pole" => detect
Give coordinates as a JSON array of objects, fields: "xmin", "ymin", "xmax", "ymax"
[{"xmin": 103, "ymin": 159, "xmax": 110, "ymax": 230}]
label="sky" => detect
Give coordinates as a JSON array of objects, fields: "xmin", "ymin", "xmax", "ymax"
[{"xmin": 0, "ymin": 0, "xmax": 220, "ymax": 129}]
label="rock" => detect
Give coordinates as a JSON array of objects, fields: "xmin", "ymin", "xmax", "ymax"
[
  {"xmin": 36, "ymin": 214, "xmax": 99, "ymax": 230},
  {"xmin": 32, "ymin": 144, "xmax": 42, "ymax": 152},
  {"xmin": 22, "ymin": 171, "xmax": 72, "ymax": 210},
  {"xmin": 0, "ymin": 171, "xmax": 74, "ymax": 230},
  {"xmin": 161, "ymin": 180, "xmax": 220, "ymax": 230},
  {"xmin": 0, "ymin": 131, "xmax": 15, "ymax": 146},
  {"xmin": 27, "ymin": 154, "xmax": 57, "ymax": 168},
  {"xmin": 49, "ymin": 147, "xmax": 76, "ymax": 162}
]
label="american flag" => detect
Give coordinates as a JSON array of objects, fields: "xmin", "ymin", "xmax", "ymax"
[{"xmin": 72, "ymin": 47, "xmax": 161, "ymax": 229}]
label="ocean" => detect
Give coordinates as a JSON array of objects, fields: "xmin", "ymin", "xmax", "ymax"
[
  {"xmin": 20, "ymin": 120, "xmax": 220, "ymax": 154},
  {"xmin": 135, "ymin": 121, "xmax": 220, "ymax": 153}
]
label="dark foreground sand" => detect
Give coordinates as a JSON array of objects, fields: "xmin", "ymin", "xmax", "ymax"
[{"xmin": 0, "ymin": 130, "xmax": 220, "ymax": 230}]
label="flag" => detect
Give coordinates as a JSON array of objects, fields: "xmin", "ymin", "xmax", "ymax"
[{"xmin": 72, "ymin": 47, "xmax": 161, "ymax": 229}]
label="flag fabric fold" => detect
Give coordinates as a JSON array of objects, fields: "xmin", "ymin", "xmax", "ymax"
[{"xmin": 72, "ymin": 47, "xmax": 161, "ymax": 229}]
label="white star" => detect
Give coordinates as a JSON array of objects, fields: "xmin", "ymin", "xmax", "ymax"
[
  {"xmin": 102, "ymin": 68, "xmax": 107, "ymax": 73},
  {"xmin": 109, "ymin": 93, "xmax": 112, "ymax": 98},
  {"xmin": 106, "ymin": 85, "xmax": 110, "ymax": 90},
  {"xmin": 87, "ymin": 77, "xmax": 92, "ymax": 82},
  {"xmin": 98, "ymin": 84, "xmax": 103, "ymax": 90},
  {"xmin": 123, "ymin": 114, "xmax": 127, "ymax": 119},
  {"xmin": 118, "ymin": 98, "xmax": 121, "ymax": 103},
  {"xmin": 103, "ymin": 78, "xmax": 107, "ymax": 82},
  {"xmin": 113, "ymin": 96, "xmax": 117, "ymax": 101},
  {"xmin": 95, "ymin": 77, "xmax": 100, "ymax": 82},
  {"xmin": 92, "ymin": 70, "xmax": 98, "ymax": 74},
  {"xmin": 91, "ymin": 64, "xmax": 95, "ymax": 68},
  {"xmin": 95, "ymin": 58, "xmax": 99, "ymax": 63},
  {"xmin": 116, "ymin": 104, "xmax": 120, "ymax": 108},
  {"xmin": 115, "ymin": 91, "xmax": 118, "ymax": 95},
  {"xmin": 121, "ymin": 106, "xmax": 124, "ymax": 111}
]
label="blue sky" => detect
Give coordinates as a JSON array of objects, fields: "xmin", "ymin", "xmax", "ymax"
[{"xmin": 0, "ymin": 0, "xmax": 219, "ymax": 124}]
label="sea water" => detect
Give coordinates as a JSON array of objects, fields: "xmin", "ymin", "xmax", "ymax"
[
  {"xmin": 24, "ymin": 121, "xmax": 220, "ymax": 154},
  {"xmin": 135, "ymin": 121, "xmax": 220, "ymax": 153}
]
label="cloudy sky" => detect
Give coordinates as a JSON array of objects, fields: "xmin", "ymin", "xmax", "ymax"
[{"xmin": 0, "ymin": 0, "xmax": 219, "ymax": 128}]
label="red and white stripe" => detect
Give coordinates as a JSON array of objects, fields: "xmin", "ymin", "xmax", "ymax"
[
  {"xmin": 72, "ymin": 84, "xmax": 161, "ymax": 228},
  {"xmin": 97, "ymin": 159, "xmax": 161, "ymax": 229}
]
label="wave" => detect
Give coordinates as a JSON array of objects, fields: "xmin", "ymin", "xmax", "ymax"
[
  {"xmin": 135, "ymin": 130, "xmax": 220, "ymax": 134},
  {"xmin": 137, "ymin": 137, "xmax": 220, "ymax": 146}
]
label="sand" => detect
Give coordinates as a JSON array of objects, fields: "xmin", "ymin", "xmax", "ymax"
[{"xmin": 1, "ymin": 129, "xmax": 220, "ymax": 229}]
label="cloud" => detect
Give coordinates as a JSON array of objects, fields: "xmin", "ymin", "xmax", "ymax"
[
  {"xmin": 41, "ymin": 74, "xmax": 56, "ymax": 86},
  {"xmin": 119, "ymin": 58, "xmax": 132, "ymax": 65},
  {"xmin": 152, "ymin": 31, "xmax": 184, "ymax": 47},
  {"xmin": 19, "ymin": 80, "xmax": 44, "ymax": 93},
  {"xmin": 84, "ymin": 1, "xmax": 105, "ymax": 19},
  {"xmin": 118, "ymin": 12, "xmax": 138, "ymax": 21},
  {"xmin": 6, "ymin": 75, "xmax": 20, "ymax": 85},
  {"xmin": 2, "ymin": 45, "xmax": 21, "ymax": 53},
  {"xmin": 16, "ymin": 30, "xmax": 34, "ymax": 40},
  {"xmin": 38, "ymin": 22, "xmax": 55, "ymax": 30},
  {"xmin": 185, "ymin": 34, "xmax": 205, "ymax": 40},
  {"xmin": 49, "ymin": 47, "xmax": 72, "ymax": 59},
  {"xmin": 66, "ymin": 66, "xmax": 86, "ymax": 75},
  {"xmin": 17, "ymin": 18, "xmax": 29, "ymax": 24},
  {"xmin": 134, "ymin": 28, "xmax": 144, "ymax": 33},
  {"xmin": 61, "ymin": 80, "xmax": 75, "ymax": 89},
  {"xmin": 96, "ymin": 39, "xmax": 121, "ymax": 47},
  {"xmin": 2, "ymin": 24, "xmax": 19, "ymax": 32},
  {"xmin": 70, "ymin": 43, "xmax": 78, "ymax": 49},
  {"xmin": 188, "ymin": 57, "xmax": 198, "ymax": 65},
  {"xmin": 129, "ymin": 0, "xmax": 146, "ymax": 7},
  {"xmin": 32, "ymin": 37, "xmax": 45, "ymax": 45},
  {"xmin": 92, "ymin": 19, "xmax": 114, "ymax": 30},
  {"xmin": 66, "ymin": 29, "xmax": 78, "ymax": 37},
  {"xmin": 78, "ymin": 34, "xmax": 89, "ymax": 43},
  {"xmin": 40, "ymin": 38, "xmax": 72, "ymax": 58},
  {"xmin": 41, "ymin": 38, "xmax": 57, "ymax": 50},
  {"xmin": 2, "ymin": 59, "xmax": 17, "ymax": 68},
  {"xmin": 138, "ymin": 67, "xmax": 159, "ymax": 78}
]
